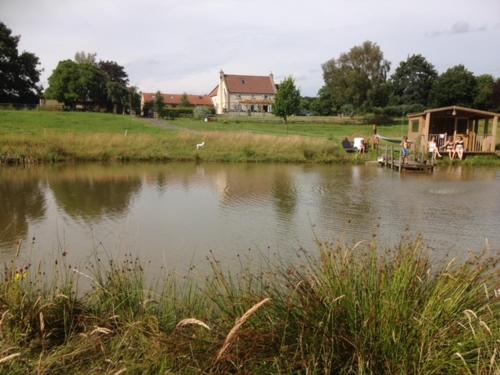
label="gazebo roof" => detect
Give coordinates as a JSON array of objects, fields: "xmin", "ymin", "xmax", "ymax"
[{"xmin": 408, "ymin": 106, "xmax": 500, "ymax": 119}]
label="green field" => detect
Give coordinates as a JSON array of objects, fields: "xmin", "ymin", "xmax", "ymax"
[
  {"xmin": 0, "ymin": 110, "xmax": 498, "ymax": 164},
  {"xmin": 0, "ymin": 110, "xmax": 168, "ymax": 136},
  {"xmin": 0, "ymin": 111, "xmax": 354, "ymax": 163},
  {"xmin": 172, "ymin": 116, "xmax": 408, "ymax": 141}
]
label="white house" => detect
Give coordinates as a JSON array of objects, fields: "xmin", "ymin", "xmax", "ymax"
[{"xmin": 209, "ymin": 70, "xmax": 277, "ymax": 115}]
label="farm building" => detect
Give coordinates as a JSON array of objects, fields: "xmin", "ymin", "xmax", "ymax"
[
  {"xmin": 209, "ymin": 70, "xmax": 277, "ymax": 115},
  {"xmin": 140, "ymin": 93, "xmax": 213, "ymax": 115},
  {"xmin": 407, "ymin": 106, "xmax": 498, "ymax": 154}
]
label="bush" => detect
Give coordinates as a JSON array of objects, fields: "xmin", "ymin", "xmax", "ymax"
[
  {"xmin": 363, "ymin": 112, "xmax": 394, "ymax": 125},
  {"xmin": 193, "ymin": 106, "xmax": 215, "ymax": 119},
  {"xmin": 161, "ymin": 107, "xmax": 194, "ymax": 119}
]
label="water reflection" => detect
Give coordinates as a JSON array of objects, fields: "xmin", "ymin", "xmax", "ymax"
[
  {"xmin": 48, "ymin": 165, "xmax": 142, "ymax": 222},
  {"xmin": 0, "ymin": 163, "xmax": 498, "ymax": 272},
  {"xmin": 0, "ymin": 169, "xmax": 46, "ymax": 247}
]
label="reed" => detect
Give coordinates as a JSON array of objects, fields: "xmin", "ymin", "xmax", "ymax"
[{"xmin": 0, "ymin": 240, "xmax": 498, "ymax": 374}]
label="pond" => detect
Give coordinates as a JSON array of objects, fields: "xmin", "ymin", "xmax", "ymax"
[{"xmin": 1, "ymin": 163, "xmax": 499, "ymax": 274}]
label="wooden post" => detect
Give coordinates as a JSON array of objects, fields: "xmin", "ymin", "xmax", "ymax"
[
  {"xmin": 390, "ymin": 145, "xmax": 394, "ymax": 170},
  {"xmin": 424, "ymin": 112, "xmax": 431, "ymax": 141},
  {"xmin": 453, "ymin": 117, "xmax": 458, "ymax": 139},
  {"xmin": 492, "ymin": 116, "xmax": 498, "ymax": 152},
  {"xmin": 398, "ymin": 150, "xmax": 402, "ymax": 174},
  {"xmin": 384, "ymin": 145, "xmax": 388, "ymax": 167}
]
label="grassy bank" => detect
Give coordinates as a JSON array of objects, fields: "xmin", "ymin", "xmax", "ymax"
[
  {"xmin": 0, "ymin": 240, "xmax": 498, "ymax": 374},
  {"xmin": 0, "ymin": 111, "xmax": 361, "ymax": 163}
]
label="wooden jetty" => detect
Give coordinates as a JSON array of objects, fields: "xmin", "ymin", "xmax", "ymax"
[{"xmin": 378, "ymin": 145, "xmax": 434, "ymax": 173}]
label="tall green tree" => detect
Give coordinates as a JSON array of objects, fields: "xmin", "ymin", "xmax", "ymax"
[
  {"xmin": 310, "ymin": 87, "xmax": 334, "ymax": 115},
  {"xmin": 45, "ymin": 60, "xmax": 107, "ymax": 108},
  {"xmin": 273, "ymin": 76, "xmax": 300, "ymax": 123},
  {"xmin": 180, "ymin": 93, "xmax": 192, "ymax": 107},
  {"xmin": 473, "ymin": 74, "xmax": 494, "ymax": 110},
  {"xmin": 97, "ymin": 60, "xmax": 129, "ymax": 85},
  {"xmin": 97, "ymin": 60, "xmax": 129, "ymax": 112},
  {"xmin": 390, "ymin": 54, "xmax": 437, "ymax": 106},
  {"xmin": 321, "ymin": 41, "xmax": 390, "ymax": 111},
  {"xmin": 74, "ymin": 51, "xmax": 97, "ymax": 65},
  {"xmin": 0, "ymin": 22, "xmax": 42, "ymax": 103},
  {"xmin": 491, "ymin": 79, "xmax": 500, "ymax": 112},
  {"xmin": 430, "ymin": 65, "xmax": 477, "ymax": 107},
  {"xmin": 153, "ymin": 91, "xmax": 165, "ymax": 117},
  {"xmin": 127, "ymin": 86, "xmax": 141, "ymax": 115}
]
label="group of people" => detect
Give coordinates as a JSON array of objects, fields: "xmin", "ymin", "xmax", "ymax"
[
  {"xmin": 401, "ymin": 135, "xmax": 465, "ymax": 164},
  {"xmin": 428, "ymin": 135, "xmax": 465, "ymax": 160}
]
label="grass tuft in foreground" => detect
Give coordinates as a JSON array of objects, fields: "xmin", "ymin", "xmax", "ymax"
[{"xmin": 0, "ymin": 240, "xmax": 498, "ymax": 374}]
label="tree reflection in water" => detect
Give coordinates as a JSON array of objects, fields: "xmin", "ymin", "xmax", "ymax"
[
  {"xmin": 49, "ymin": 167, "xmax": 142, "ymax": 222},
  {"xmin": 0, "ymin": 173, "xmax": 46, "ymax": 247}
]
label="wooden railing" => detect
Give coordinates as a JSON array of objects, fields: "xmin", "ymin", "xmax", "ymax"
[{"xmin": 428, "ymin": 133, "xmax": 493, "ymax": 152}]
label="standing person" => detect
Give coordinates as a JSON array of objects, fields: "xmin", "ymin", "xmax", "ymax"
[
  {"xmin": 428, "ymin": 137, "xmax": 442, "ymax": 161},
  {"xmin": 455, "ymin": 135, "xmax": 465, "ymax": 160},
  {"xmin": 401, "ymin": 136, "xmax": 410, "ymax": 164},
  {"xmin": 442, "ymin": 136, "xmax": 455, "ymax": 160}
]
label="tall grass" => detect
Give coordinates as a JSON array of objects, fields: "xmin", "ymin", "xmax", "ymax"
[
  {"xmin": 0, "ymin": 240, "xmax": 498, "ymax": 374},
  {"xmin": 0, "ymin": 130, "xmax": 348, "ymax": 164}
]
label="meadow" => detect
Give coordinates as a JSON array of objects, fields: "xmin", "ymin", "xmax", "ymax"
[
  {"xmin": 0, "ymin": 110, "xmax": 498, "ymax": 165},
  {"xmin": 0, "ymin": 240, "xmax": 497, "ymax": 374}
]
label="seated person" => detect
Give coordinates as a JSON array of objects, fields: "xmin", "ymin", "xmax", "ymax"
[
  {"xmin": 428, "ymin": 137, "xmax": 442, "ymax": 160},
  {"xmin": 455, "ymin": 135, "xmax": 465, "ymax": 160},
  {"xmin": 442, "ymin": 136, "xmax": 455, "ymax": 160},
  {"xmin": 353, "ymin": 137, "xmax": 365, "ymax": 153}
]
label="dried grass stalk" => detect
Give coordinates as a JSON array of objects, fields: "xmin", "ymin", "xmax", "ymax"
[
  {"xmin": 214, "ymin": 297, "xmax": 271, "ymax": 363},
  {"xmin": 0, "ymin": 352, "xmax": 21, "ymax": 364},
  {"xmin": 90, "ymin": 326, "xmax": 113, "ymax": 336},
  {"xmin": 176, "ymin": 318, "xmax": 211, "ymax": 331}
]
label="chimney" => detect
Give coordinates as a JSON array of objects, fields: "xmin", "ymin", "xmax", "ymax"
[{"xmin": 269, "ymin": 71, "xmax": 274, "ymax": 82}]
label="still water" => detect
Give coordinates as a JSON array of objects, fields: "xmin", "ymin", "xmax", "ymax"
[{"xmin": 1, "ymin": 163, "xmax": 499, "ymax": 272}]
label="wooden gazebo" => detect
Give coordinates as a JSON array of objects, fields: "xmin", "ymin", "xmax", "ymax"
[{"xmin": 407, "ymin": 106, "xmax": 498, "ymax": 154}]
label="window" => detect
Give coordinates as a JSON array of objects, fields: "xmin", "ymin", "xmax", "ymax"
[
  {"xmin": 411, "ymin": 120, "xmax": 419, "ymax": 132},
  {"xmin": 241, "ymin": 79, "xmax": 246, "ymax": 84}
]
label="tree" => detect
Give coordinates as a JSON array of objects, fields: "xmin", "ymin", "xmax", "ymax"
[
  {"xmin": 491, "ymin": 79, "xmax": 500, "ymax": 112},
  {"xmin": 310, "ymin": 87, "xmax": 335, "ymax": 115},
  {"xmin": 473, "ymin": 74, "xmax": 494, "ymax": 110},
  {"xmin": 127, "ymin": 86, "xmax": 141, "ymax": 115},
  {"xmin": 273, "ymin": 76, "xmax": 300, "ymax": 123},
  {"xmin": 98, "ymin": 60, "xmax": 128, "ymax": 85},
  {"xmin": 153, "ymin": 91, "xmax": 165, "ymax": 117},
  {"xmin": 321, "ymin": 41, "xmax": 390, "ymax": 111},
  {"xmin": 74, "ymin": 51, "xmax": 97, "ymax": 65},
  {"xmin": 390, "ymin": 54, "xmax": 437, "ymax": 106},
  {"xmin": 430, "ymin": 65, "xmax": 477, "ymax": 107},
  {"xmin": 180, "ymin": 93, "xmax": 192, "ymax": 107},
  {"xmin": 0, "ymin": 22, "xmax": 42, "ymax": 103},
  {"xmin": 97, "ymin": 60, "xmax": 129, "ymax": 112},
  {"xmin": 45, "ymin": 59, "xmax": 107, "ymax": 108}
]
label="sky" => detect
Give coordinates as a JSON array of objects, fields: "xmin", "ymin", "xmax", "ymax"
[{"xmin": 1, "ymin": 0, "xmax": 500, "ymax": 96}]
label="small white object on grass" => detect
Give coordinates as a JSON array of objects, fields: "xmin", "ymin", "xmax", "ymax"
[{"xmin": 196, "ymin": 141, "xmax": 205, "ymax": 150}]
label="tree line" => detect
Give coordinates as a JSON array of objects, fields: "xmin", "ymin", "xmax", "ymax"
[
  {"xmin": 300, "ymin": 41, "xmax": 500, "ymax": 116},
  {"xmin": 2, "ymin": 21, "xmax": 499, "ymax": 116},
  {"xmin": 0, "ymin": 21, "xmax": 140, "ymax": 113}
]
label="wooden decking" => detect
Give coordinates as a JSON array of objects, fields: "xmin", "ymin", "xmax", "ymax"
[
  {"xmin": 380, "ymin": 159, "xmax": 434, "ymax": 173},
  {"xmin": 378, "ymin": 145, "xmax": 434, "ymax": 173}
]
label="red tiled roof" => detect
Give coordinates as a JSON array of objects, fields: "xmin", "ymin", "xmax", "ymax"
[
  {"xmin": 224, "ymin": 74, "xmax": 277, "ymax": 94},
  {"xmin": 208, "ymin": 85, "xmax": 218, "ymax": 97},
  {"xmin": 142, "ymin": 93, "xmax": 213, "ymax": 106}
]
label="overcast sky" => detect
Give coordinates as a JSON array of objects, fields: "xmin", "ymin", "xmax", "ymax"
[{"xmin": 2, "ymin": 0, "xmax": 499, "ymax": 96}]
